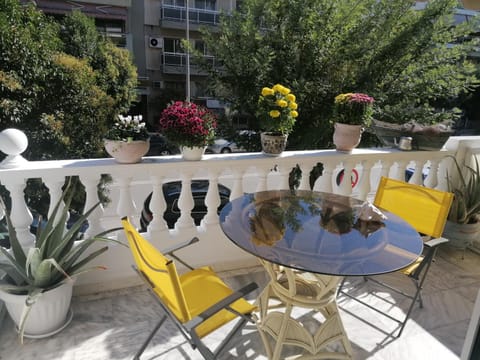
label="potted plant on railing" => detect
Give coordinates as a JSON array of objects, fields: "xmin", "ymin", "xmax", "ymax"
[
  {"xmin": 158, "ymin": 101, "xmax": 217, "ymax": 161},
  {"xmin": 443, "ymin": 155, "xmax": 480, "ymax": 251},
  {"xmin": 104, "ymin": 115, "xmax": 150, "ymax": 163},
  {"xmin": 257, "ymin": 84, "xmax": 299, "ymax": 156},
  {"xmin": 0, "ymin": 179, "xmax": 120, "ymax": 342},
  {"xmin": 331, "ymin": 92, "xmax": 374, "ymax": 153}
]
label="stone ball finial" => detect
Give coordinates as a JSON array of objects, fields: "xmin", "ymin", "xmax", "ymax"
[{"xmin": 0, "ymin": 128, "xmax": 28, "ymax": 168}]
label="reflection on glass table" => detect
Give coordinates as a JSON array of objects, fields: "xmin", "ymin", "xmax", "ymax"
[{"xmin": 220, "ymin": 190, "xmax": 423, "ymax": 277}]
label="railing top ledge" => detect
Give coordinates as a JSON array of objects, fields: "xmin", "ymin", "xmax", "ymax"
[{"xmin": 0, "ymin": 146, "xmax": 454, "ymax": 175}]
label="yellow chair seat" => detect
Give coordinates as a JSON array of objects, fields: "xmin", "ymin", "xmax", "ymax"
[
  {"xmin": 175, "ymin": 266, "xmax": 256, "ymax": 338},
  {"xmin": 400, "ymin": 255, "xmax": 424, "ymax": 276}
]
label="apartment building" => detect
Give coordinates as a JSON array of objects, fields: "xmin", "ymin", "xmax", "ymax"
[{"xmin": 131, "ymin": 0, "xmax": 238, "ymax": 124}]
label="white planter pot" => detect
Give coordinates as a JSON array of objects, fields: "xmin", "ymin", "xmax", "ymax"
[
  {"xmin": 181, "ymin": 146, "xmax": 206, "ymax": 161},
  {"xmin": 104, "ymin": 139, "xmax": 150, "ymax": 163},
  {"xmin": 333, "ymin": 123, "xmax": 363, "ymax": 153},
  {"xmin": 0, "ymin": 281, "xmax": 74, "ymax": 338},
  {"xmin": 443, "ymin": 220, "xmax": 480, "ymax": 250}
]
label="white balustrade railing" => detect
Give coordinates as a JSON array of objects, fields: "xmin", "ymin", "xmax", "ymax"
[{"xmin": 1, "ymin": 132, "xmax": 480, "ymax": 294}]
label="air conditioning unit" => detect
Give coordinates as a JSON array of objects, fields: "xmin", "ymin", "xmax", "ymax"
[{"xmin": 149, "ymin": 37, "xmax": 163, "ymax": 48}]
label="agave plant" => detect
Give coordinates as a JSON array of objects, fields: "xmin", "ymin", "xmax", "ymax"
[
  {"xmin": 0, "ymin": 180, "xmax": 121, "ymax": 341},
  {"xmin": 446, "ymin": 155, "xmax": 480, "ymax": 225}
]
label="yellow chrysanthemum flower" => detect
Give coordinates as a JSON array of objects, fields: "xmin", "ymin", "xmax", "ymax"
[
  {"xmin": 262, "ymin": 87, "xmax": 274, "ymax": 97},
  {"xmin": 269, "ymin": 110, "xmax": 281, "ymax": 118},
  {"xmin": 277, "ymin": 99, "xmax": 288, "ymax": 108},
  {"xmin": 280, "ymin": 87, "xmax": 291, "ymax": 95},
  {"xmin": 272, "ymin": 84, "xmax": 283, "ymax": 92},
  {"xmin": 286, "ymin": 94, "xmax": 296, "ymax": 102},
  {"xmin": 289, "ymin": 102, "xmax": 298, "ymax": 110},
  {"xmin": 335, "ymin": 93, "xmax": 354, "ymax": 104},
  {"xmin": 290, "ymin": 110, "xmax": 298, "ymax": 118}
]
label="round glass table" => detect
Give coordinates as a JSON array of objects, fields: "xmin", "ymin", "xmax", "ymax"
[
  {"xmin": 220, "ymin": 190, "xmax": 424, "ymax": 359},
  {"xmin": 219, "ymin": 190, "xmax": 423, "ymax": 277}
]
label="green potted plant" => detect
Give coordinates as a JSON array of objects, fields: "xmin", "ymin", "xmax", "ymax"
[
  {"xmin": 256, "ymin": 84, "xmax": 299, "ymax": 156},
  {"xmin": 0, "ymin": 180, "xmax": 120, "ymax": 342},
  {"xmin": 331, "ymin": 92, "xmax": 374, "ymax": 152},
  {"xmin": 443, "ymin": 155, "xmax": 480, "ymax": 250},
  {"xmin": 158, "ymin": 101, "xmax": 217, "ymax": 161},
  {"xmin": 104, "ymin": 114, "xmax": 150, "ymax": 163}
]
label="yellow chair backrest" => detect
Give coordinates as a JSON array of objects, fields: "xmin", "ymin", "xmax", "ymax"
[
  {"xmin": 121, "ymin": 217, "xmax": 191, "ymax": 322},
  {"xmin": 373, "ymin": 177, "xmax": 453, "ymax": 238}
]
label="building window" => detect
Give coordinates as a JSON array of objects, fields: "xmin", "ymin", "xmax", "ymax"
[
  {"xmin": 164, "ymin": 38, "xmax": 185, "ymax": 53},
  {"xmin": 194, "ymin": 40, "xmax": 208, "ymax": 55},
  {"xmin": 194, "ymin": 0, "xmax": 216, "ymax": 11},
  {"xmin": 165, "ymin": 81, "xmax": 186, "ymax": 93},
  {"xmin": 164, "ymin": 0, "xmax": 185, "ymax": 6}
]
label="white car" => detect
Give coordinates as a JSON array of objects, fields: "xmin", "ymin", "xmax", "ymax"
[{"xmin": 206, "ymin": 138, "xmax": 243, "ymax": 154}]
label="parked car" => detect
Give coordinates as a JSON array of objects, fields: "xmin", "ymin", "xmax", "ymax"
[
  {"xmin": 146, "ymin": 133, "xmax": 180, "ymax": 156},
  {"xmin": 205, "ymin": 138, "xmax": 243, "ymax": 154},
  {"xmin": 30, "ymin": 209, "xmax": 89, "ymax": 236},
  {"xmin": 140, "ymin": 180, "xmax": 231, "ymax": 231}
]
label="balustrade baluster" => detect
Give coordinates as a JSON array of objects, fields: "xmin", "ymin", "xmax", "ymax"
[
  {"xmin": 148, "ymin": 175, "xmax": 168, "ymax": 235},
  {"xmin": 297, "ymin": 164, "xmax": 311, "ymax": 190},
  {"xmin": 424, "ymin": 160, "xmax": 439, "ymax": 189},
  {"xmin": 116, "ymin": 176, "xmax": 137, "ymax": 224},
  {"xmin": 393, "ymin": 160, "xmax": 408, "ymax": 181},
  {"xmin": 79, "ymin": 175, "xmax": 104, "ymax": 237},
  {"xmin": 314, "ymin": 161, "xmax": 334, "ymax": 193},
  {"xmin": 409, "ymin": 160, "xmax": 424, "ymax": 185},
  {"xmin": 436, "ymin": 157, "xmax": 450, "ymax": 191},
  {"xmin": 176, "ymin": 173, "xmax": 195, "ymax": 229},
  {"xmin": 337, "ymin": 161, "xmax": 355, "ymax": 196},
  {"xmin": 375, "ymin": 160, "xmax": 392, "ymax": 190},
  {"xmin": 357, "ymin": 160, "xmax": 374, "ymax": 201},
  {"xmin": 230, "ymin": 169, "xmax": 244, "ymax": 200},
  {"xmin": 2, "ymin": 180, "xmax": 34, "ymax": 247},
  {"xmin": 255, "ymin": 167, "xmax": 269, "ymax": 192},
  {"xmin": 277, "ymin": 165, "xmax": 290, "ymax": 190},
  {"xmin": 43, "ymin": 177, "xmax": 65, "ymax": 227},
  {"xmin": 202, "ymin": 170, "xmax": 221, "ymax": 226}
]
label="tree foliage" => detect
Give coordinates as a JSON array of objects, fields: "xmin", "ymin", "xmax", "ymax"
[
  {"xmin": 201, "ymin": 0, "xmax": 480, "ymax": 149},
  {"xmin": 0, "ymin": 1, "xmax": 138, "ymax": 159}
]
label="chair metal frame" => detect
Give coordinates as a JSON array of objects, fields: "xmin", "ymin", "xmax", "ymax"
[
  {"xmin": 121, "ymin": 217, "xmax": 258, "ymax": 360},
  {"xmin": 339, "ymin": 177, "xmax": 453, "ymax": 337}
]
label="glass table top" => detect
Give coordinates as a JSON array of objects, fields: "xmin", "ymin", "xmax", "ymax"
[{"xmin": 219, "ymin": 190, "xmax": 423, "ymax": 276}]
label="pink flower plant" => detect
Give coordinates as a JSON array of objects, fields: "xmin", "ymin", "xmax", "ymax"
[
  {"xmin": 333, "ymin": 92, "xmax": 375, "ymax": 127},
  {"xmin": 158, "ymin": 101, "xmax": 217, "ymax": 148}
]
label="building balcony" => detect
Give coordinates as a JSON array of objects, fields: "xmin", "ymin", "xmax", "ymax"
[
  {"xmin": 162, "ymin": 52, "xmax": 215, "ymax": 75},
  {"xmin": 1, "ymin": 133, "xmax": 480, "ymax": 359},
  {"xmin": 160, "ymin": 3, "xmax": 221, "ymax": 30}
]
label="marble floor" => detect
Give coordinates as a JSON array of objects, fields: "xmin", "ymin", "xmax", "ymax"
[{"xmin": 1, "ymin": 246, "xmax": 480, "ymax": 360}]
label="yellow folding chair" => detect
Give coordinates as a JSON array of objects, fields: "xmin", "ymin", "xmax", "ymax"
[
  {"xmin": 121, "ymin": 217, "xmax": 258, "ymax": 360},
  {"xmin": 340, "ymin": 177, "xmax": 453, "ymax": 337}
]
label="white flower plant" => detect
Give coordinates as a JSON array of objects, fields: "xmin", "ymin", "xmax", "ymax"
[{"xmin": 105, "ymin": 115, "xmax": 149, "ymax": 142}]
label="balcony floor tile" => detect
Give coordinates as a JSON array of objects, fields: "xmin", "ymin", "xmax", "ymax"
[{"xmin": 1, "ymin": 248, "xmax": 479, "ymax": 360}]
